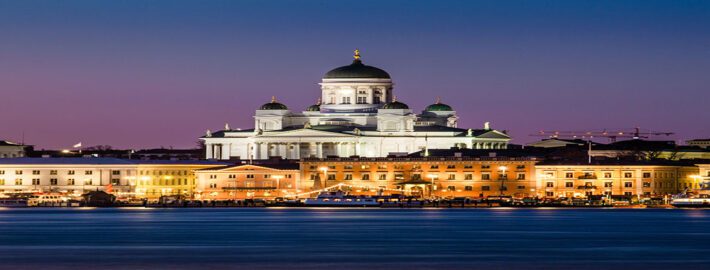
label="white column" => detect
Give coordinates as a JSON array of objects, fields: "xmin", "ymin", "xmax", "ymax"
[
  {"xmin": 206, "ymin": 143, "xmax": 214, "ymax": 159},
  {"xmin": 293, "ymin": 143, "xmax": 301, "ymax": 159},
  {"xmin": 214, "ymin": 144, "xmax": 221, "ymax": 160},
  {"xmin": 350, "ymin": 142, "xmax": 356, "ymax": 157},
  {"xmin": 222, "ymin": 144, "xmax": 230, "ymax": 159},
  {"xmin": 309, "ymin": 142, "xmax": 317, "ymax": 158},
  {"xmin": 254, "ymin": 143, "xmax": 261, "ymax": 159},
  {"xmin": 316, "ymin": 143, "xmax": 323, "ymax": 158},
  {"xmin": 278, "ymin": 143, "xmax": 287, "ymax": 159}
]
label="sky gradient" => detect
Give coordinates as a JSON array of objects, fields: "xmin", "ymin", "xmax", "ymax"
[{"xmin": 1, "ymin": 0, "xmax": 708, "ymax": 149}]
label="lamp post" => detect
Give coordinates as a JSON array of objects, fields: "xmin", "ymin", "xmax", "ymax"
[
  {"xmin": 319, "ymin": 167, "xmax": 328, "ymax": 190},
  {"xmin": 498, "ymin": 166, "xmax": 507, "ymax": 196},
  {"xmin": 272, "ymin": 175, "xmax": 284, "ymax": 199},
  {"xmin": 427, "ymin": 173, "xmax": 438, "ymax": 198}
]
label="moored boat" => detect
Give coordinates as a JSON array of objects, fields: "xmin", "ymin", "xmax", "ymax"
[
  {"xmin": 304, "ymin": 190, "xmax": 379, "ymax": 207},
  {"xmin": 0, "ymin": 198, "xmax": 29, "ymax": 208},
  {"xmin": 671, "ymin": 196, "xmax": 710, "ymax": 208}
]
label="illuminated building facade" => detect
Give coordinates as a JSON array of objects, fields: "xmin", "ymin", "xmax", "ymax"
[
  {"xmin": 299, "ymin": 156, "xmax": 537, "ymax": 198},
  {"xmin": 535, "ymin": 161, "xmax": 701, "ymax": 198},
  {"xmin": 201, "ymin": 50, "xmax": 511, "ymax": 160},
  {"xmin": 194, "ymin": 163, "xmax": 299, "ymax": 200},
  {"xmin": 0, "ymin": 158, "xmax": 227, "ymax": 200}
]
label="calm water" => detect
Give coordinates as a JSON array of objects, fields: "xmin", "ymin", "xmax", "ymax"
[{"xmin": 1, "ymin": 208, "xmax": 710, "ymax": 269}]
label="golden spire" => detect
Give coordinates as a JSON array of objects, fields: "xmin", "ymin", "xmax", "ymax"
[
  {"xmin": 392, "ymin": 95, "xmax": 397, "ymax": 102},
  {"xmin": 271, "ymin": 96, "xmax": 277, "ymax": 103},
  {"xmin": 316, "ymin": 97, "xmax": 322, "ymax": 105},
  {"xmin": 436, "ymin": 96, "xmax": 441, "ymax": 104},
  {"xmin": 353, "ymin": 49, "xmax": 361, "ymax": 60}
]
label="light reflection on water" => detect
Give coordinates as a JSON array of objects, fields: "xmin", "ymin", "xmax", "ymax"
[{"xmin": 1, "ymin": 208, "xmax": 710, "ymax": 269}]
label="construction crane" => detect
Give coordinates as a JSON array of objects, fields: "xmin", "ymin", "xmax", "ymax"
[{"xmin": 531, "ymin": 127, "xmax": 674, "ymax": 143}]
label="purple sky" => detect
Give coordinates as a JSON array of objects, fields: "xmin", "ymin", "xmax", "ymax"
[{"xmin": 1, "ymin": 0, "xmax": 708, "ymax": 149}]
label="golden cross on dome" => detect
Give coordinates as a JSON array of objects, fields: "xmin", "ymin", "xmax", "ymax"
[
  {"xmin": 353, "ymin": 49, "xmax": 361, "ymax": 60},
  {"xmin": 271, "ymin": 96, "xmax": 277, "ymax": 103},
  {"xmin": 436, "ymin": 97, "xmax": 441, "ymax": 104}
]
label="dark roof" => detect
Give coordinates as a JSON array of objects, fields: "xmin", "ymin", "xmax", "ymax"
[
  {"xmin": 0, "ymin": 140, "xmax": 22, "ymax": 146},
  {"xmin": 536, "ymin": 159, "xmax": 700, "ymax": 167},
  {"xmin": 593, "ymin": 139, "xmax": 676, "ymax": 151},
  {"xmin": 382, "ymin": 101, "xmax": 409, "ymax": 109},
  {"xmin": 408, "ymin": 148, "xmax": 547, "ymax": 158},
  {"xmin": 260, "ymin": 101, "xmax": 288, "ymax": 110},
  {"xmin": 200, "ymin": 162, "xmax": 300, "ymax": 171},
  {"xmin": 0, "ymin": 157, "xmax": 230, "ymax": 166},
  {"xmin": 324, "ymin": 59, "xmax": 390, "ymax": 79}
]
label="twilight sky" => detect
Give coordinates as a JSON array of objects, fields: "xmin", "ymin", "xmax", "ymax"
[{"xmin": 1, "ymin": 0, "xmax": 708, "ymax": 149}]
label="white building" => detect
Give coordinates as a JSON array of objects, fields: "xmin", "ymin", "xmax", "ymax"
[
  {"xmin": 202, "ymin": 50, "xmax": 511, "ymax": 160},
  {"xmin": 0, "ymin": 140, "xmax": 27, "ymax": 158},
  {"xmin": 0, "ymin": 158, "xmax": 228, "ymax": 198}
]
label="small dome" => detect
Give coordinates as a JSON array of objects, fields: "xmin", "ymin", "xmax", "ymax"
[
  {"xmin": 260, "ymin": 96, "xmax": 288, "ymax": 110},
  {"xmin": 306, "ymin": 98, "xmax": 321, "ymax": 112},
  {"xmin": 425, "ymin": 97, "xmax": 453, "ymax": 111},
  {"xmin": 382, "ymin": 96, "xmax": 409, "ymax": 109},
  {"xmin": 323, "ymin": 49, "xmax": 390, "ymax": 79}
]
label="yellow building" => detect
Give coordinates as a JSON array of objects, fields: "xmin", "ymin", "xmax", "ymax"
[
  {"xmin": 194, "ymin": 163, "xmax": 300, "ymax": 200},
  {"xmin": 535, "ymin": 161, "xmax": 700, "ymax": 198},
  {"xmin": 133, "ymin": 161, "xmax": 229, "ymax": 200},
  {"xmin": 300, "ymin": 157, "xmax": 538, "ymax": 199},
  {"xmin": 698, "ymin": 163, "xmax": 710, "ymax": 183}
]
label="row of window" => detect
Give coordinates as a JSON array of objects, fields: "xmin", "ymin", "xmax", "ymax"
[
  {"xmin": 0, "ymin": 178, "xmax": 121, "ymax": 185},
  {"xmin": 310, "ymin": 172, "xmax": 527, "ymax": 181},
  {"xmin": 0, "ymin": 170, "xmax": 122, "ymax": 175},
  {"xmin": 209, "ymin": 174, "xmax": 294, "ymax": 179},
  {"xmin": 553, "ymin": 172, "xmax": 676, "ymax": 179},
  {"xmin": 309, "ymin": 164, "xmax": 526, "ymax": 170},
  {"xmin": 0, "ymin": 170, "xmax": 195, "ymax": 176}
]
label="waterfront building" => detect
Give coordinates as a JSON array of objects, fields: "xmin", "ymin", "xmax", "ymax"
[
  {"xmin": 688, "ymin": 139, "xmax": 710, "ymax": 149},
  {"xmin": 201, "ymin": 50, "xmax": 511, "ymax": 160},
  {"xmin": 535, "ymin": 161, "xmax": 700, "ymax": 198},
  {"xmin": 0, "ymin": 140, "xmax": 28, "ymax": 158},
  {"xmin": 0, "ymin": 158, "xmax": 228, "ymax": 200},
  {"xmin": 194, "ymin": 163, "xmax": 299, "ymax": 200},
  {"xmin": 698, "ymin": 163, "xmax": 710, "ymax": 181},
  {"xmin": 299, "ymin": 156, "xmax": 537, "ymax": 198}
]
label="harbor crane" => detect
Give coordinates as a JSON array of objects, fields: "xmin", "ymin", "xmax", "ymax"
[{"xmin": 531, "ymin": 127, "xmax": 674, "ymax": 143}]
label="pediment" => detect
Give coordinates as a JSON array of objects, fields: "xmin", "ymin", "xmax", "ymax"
[
  {"xmin": 210, "ymin": 164, "xmax": 296, "ymax": 172},
  {"xmin": 261, "ymin": 128, "xmax": 355, "ymax": 137},
  {"xmin": 476, "ymin": 130, "xmax": 511, "ymax": 139}
]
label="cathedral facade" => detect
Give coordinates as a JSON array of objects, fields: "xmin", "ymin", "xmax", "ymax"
[{"xmin": 202, "ymin": 50, "xmax": 511, "ymax": 160}]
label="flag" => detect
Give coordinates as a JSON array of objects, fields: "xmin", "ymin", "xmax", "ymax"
[
  {"xmin": 73, "ymin": 142, "xmax": 82, "ymax": 148},
  {"xmin": 105, "ymin": 183, "xmax": 113, "ymax": 193}
]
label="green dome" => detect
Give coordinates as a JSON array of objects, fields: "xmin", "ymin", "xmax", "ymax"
[
  {"xmin": 382, "ymin": 100, "xmax": 409, "ymax": 109},
  {"xmin": 324, "ymin": 50, "xmax": 390, "ymax": 79},
  {"xmin": 306, "ymin": 104, "xmax": 320, "ymax": 112},
  {"xmin": 306, "ymin": 98, "xmax": 322, "ymax": 112},
  {"xmin": 425, "ymin": 98, "xmax": 453, "ymax": 111},
  {"xmin": 260, "ymin": 96, "xmax": 288, "ymax": 110}
]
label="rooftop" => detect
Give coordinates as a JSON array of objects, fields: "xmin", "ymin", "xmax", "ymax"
[{"xmin": 0, "ymin": 157, "xmax": 230, "ymax": 166}]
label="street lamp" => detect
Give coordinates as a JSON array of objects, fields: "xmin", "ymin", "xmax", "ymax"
[
  {"xmin": 272, "ymin": 175, "xmax": 284, "ymax": 191},
  {"xmin": 318, "ymin": 167, "xmax": 328, "ymax": 189},
  {"xmin": 427, "ymin": 173, "xmax": 438, "ymax": 198},
  {"xmin": 498, "ymin": 166, "xmax": 507, "ymax": 195}
]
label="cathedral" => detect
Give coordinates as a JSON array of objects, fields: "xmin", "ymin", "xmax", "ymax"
[{"xmin": 202, "ymin": 50, "xmax": 511, "ymax": 160}]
